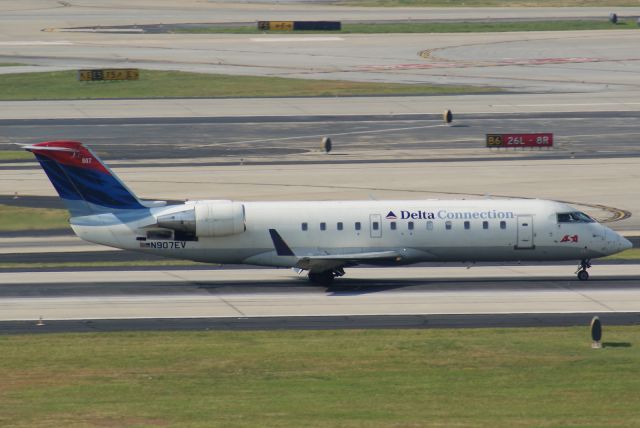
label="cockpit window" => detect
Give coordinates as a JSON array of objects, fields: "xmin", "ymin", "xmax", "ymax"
[{"xmin": 557, "ymin": 212, "xmax": 595, "ymax": 223}]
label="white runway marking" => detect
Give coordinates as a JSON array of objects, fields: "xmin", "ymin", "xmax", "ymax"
[
  {"xmin": 0, "ymin": 41, "xmax": 72, "ymax": 46},
  {"xmin": 250, "ymin": 37, "xmax": 343, "ymax": 43}
]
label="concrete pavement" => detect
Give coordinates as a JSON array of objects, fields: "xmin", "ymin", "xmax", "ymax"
[
  {"xmin": 1, "ymin": 265, "xmax": 639, "ymax": 321},
  {"xmin": 1, "ymin": 93, "xmax": 640, "ymax": 121}
]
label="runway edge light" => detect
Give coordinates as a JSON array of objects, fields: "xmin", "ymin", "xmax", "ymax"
[
  {"xmin": 443, "ymin": 109, "xmax": 453, "ymax": 124},
  {"xmin": 322, "ymin": 137, "xmax": 332, "ymax": 153},
  {"xmin": 591, "ymin": 316, "xmax": 602, "ymax": 349}
]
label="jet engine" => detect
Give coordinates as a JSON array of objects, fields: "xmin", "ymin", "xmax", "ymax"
[{"xmin": 156, "ymin": 200, "xmax": 245, "ymax": 237}]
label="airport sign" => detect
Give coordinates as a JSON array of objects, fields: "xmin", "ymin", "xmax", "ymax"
[
  {"xmin": 78, "ymin": 69, "xmax": 139, "ymax": 82},
  {"xmin": 486, "ymin": 133, "xmax": 553, "ymax": 147}
]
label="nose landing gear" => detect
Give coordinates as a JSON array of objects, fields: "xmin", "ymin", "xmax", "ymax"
[{"xmin": 576, "ymin": 259, "xmax": 591, "ymax": 281}]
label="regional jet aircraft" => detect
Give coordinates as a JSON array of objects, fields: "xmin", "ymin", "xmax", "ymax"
[{"xmin": 25, "ymin": 141, "xmax": 632, "ymax": 284}]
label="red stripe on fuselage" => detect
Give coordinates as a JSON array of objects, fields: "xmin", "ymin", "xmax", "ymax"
[{"xmin": 29, "ymin": 141, "xmax": 110, "ymax": 175}]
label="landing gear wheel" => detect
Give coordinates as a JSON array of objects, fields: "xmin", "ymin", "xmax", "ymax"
[
  {"xmin": 577, "ymin": 270, "xmax": 589, "ymax": 281},
  {"xmin": 575, "ymin": 258, "xmax": 591, "ymax": 281},
  {"xmin": 308, "ymin": 271, "xmax": 335, "ymax": 286}
]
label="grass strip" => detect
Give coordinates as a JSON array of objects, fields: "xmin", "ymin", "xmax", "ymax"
[
  {"xmin": 603, "ymin": 248, "xmax": 640, "ymax": 261},
  {"xmin": 1, "ymin": 327, "xmax": 639, "ymax": 427},
  {"xmin": 175, "ymin": 20, "xmax": 639, "ymax": 34},
  {"xmin": 338, "ymin": 0, "xmax": 640, "ymax": 6},
  {"xmin": 0, "ymin": 204, "xmax": 69, "ymax": 232},
  {"xmin": 0, "ymin": 151, "xmax": 33, "ymax": 162},
  {"xmin": 0, "ymin": 70, "xmax": 497, "ymax": 101}
]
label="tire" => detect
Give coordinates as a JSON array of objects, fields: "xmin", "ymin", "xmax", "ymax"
[
  {"xmin": 308, "ymin": 271, "xmax": 335, "ymax": 286},
  {"xmin": 577, "ymin": 270, "xmax": 589, "ymax": 281}
]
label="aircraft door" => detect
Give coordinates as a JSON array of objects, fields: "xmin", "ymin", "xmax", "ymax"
[
  {"xmin": 370, "ymin": 214, "xmax": 382, "ymax": 238},
  {"xmin": 516, "ymin": 215, "xmax": 534, "ymax": 249}
]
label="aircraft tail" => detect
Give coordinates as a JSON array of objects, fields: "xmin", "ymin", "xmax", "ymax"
[{"xmin": 25, "ymin": 141, "xmax": 147, "ymax": 217}]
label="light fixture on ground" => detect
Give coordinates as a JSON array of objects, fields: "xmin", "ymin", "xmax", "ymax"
[
  {"xmin": 591, "ymin": 316, "xmax": 602, "ymax": 349},
  {"xmin": 443, "ymin": 109, "xmax": 453, "ymax": 124},
  {"xmin": 321, "ymin": 137, "xmax": 332, "ymax": 153}
]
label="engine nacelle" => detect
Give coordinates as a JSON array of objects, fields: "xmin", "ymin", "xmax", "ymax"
[
  {"xmin": 195, "ymin": 200, "xmax": 245, "ymax": 237},
  {"xmin": 156, "ymin": 200, "xmax": 245, "ymax": 237}
]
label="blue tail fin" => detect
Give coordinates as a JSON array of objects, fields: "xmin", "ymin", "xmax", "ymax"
[{"xmin": 25, "ymin": 141, "xmax": 146, "ymax": 217}]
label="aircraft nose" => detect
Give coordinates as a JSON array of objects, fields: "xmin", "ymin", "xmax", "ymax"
[{"xmin": 620, "ymin": 236, "xmax": 633, "ymax": 251}]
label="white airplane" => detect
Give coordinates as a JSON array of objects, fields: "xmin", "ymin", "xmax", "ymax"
[{"xmin": 25, "ymin": 141, "xmax": 632, "ymax": 284}]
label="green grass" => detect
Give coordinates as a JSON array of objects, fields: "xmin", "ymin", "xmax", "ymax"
[
  {"xmin": 1, "ymin": 327, "xmax": 639, "ymax": 427},
  {"xmin": 0, "ymin": 63, "xmax": 26, "ymax": 67},
  {"xmin": 0, "ymin": 151, "xmax": 33, "ymax": 161},
  {"xmin": 176, "ymin": 20, "xmax": 639, "ymax": 34},
  {"xmin": 0, "ymin": 70, "xmax": 497, "ymax": 101},
  {"xmin": 345, "ymin": 20, "xmax": 639, "ymax": 33},
  {"xmin": 604, "ymin": 248, "xmax": 640, "ymax": 260},
  {"xmin": 0, "ymin": 204, "xmax": 69, "ymax": 231},
  {"xmin": 338, "ymin": 0, "xmax": 640, "ymax": 6}
]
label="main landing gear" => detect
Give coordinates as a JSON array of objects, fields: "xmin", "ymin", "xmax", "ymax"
[
  {"xmin": 576, "ymin": 259, "xmax": 591, "ymax": 281},
  {"xmin": 308, "ymin": 268, "xmax": 345, "ymax": 286}
]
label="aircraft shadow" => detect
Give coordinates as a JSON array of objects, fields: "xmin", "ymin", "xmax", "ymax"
[
  {"xmin": 192, "ymin": 276, "xmax": 640, "ymax": 297},
  {"xmin": 603, "ymin": 342, "xmax": 632, "ymax": 348}
]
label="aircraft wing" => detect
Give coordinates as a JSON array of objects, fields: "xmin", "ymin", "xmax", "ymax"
[
  {"xmin": 294, "ymin": 250, "xmax": 400, "ymax": 271},
  {"xmin": 268, "ymin": 229, "xmax": 400, "ymax": 271}
]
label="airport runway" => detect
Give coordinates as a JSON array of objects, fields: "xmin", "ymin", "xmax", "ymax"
[
  {"xmin": 1, "ymin": 266, "xmax": 639, "ymax": 333},
  {"xmin": 3, "ymin": 112, "xmax": 640, "ymax": 163}
]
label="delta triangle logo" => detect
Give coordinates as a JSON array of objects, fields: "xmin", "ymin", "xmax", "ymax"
[{"xmin": 385, "ymin": 211, "xmax": 397, "ymax": 220}]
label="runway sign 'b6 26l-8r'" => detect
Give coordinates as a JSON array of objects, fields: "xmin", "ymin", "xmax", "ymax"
[{"xmin": 486, "ymin": 133, "xmax": 553, "ymax": 147}]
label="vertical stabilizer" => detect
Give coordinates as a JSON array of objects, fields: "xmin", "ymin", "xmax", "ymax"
[{"xmin": 25, "ymin": 141, "xmax": 145, "ymax": 217}]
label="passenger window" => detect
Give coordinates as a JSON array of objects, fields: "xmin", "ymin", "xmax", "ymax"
[
  {"xmin": 408, "ymin": 221, "xmax": 414, "ymax": 230},
  {"xmin": 445, "ymin": 221, "xmax": 452, "ymax": 230},
  {"xmin": 337, "ymin": 222, "xmax": 343, "ymax": 231},
  {"xmin": 355, "ymin": 222, "xmax": 361, "ymax": 231},
  {"xmin": 426, "ymin": 221, "xmax": 433, "ymax": 231},
  {"xmin": 500, "ymin": 221, "xmax": 507, "ymax": 229},
  {"xmin": 464, "ymin": 221, "xmax": 470, "ymax": 230},
  {"xmin": 320, "ymin": 222, "xmax": 326, "ymax": 231},
  {"xmin": 390, "ymin": 221, "xmax": 397, "ymax": 230},
  {"xmin": 301, "ymin": 222, "xmax": 308, "ymax": 231},
  {"xmin": 482, "ymin": 221, "xmax": 489, "ymax": 230},
  {"xmin": 372, "ymin": 222, "xmax": 379, "ymax": 230}
]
